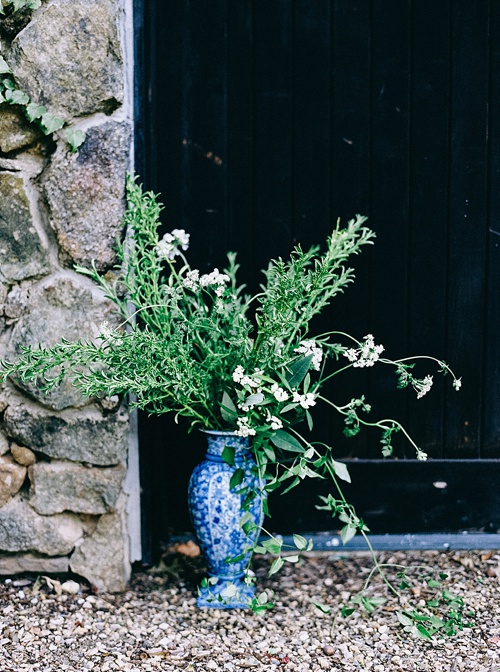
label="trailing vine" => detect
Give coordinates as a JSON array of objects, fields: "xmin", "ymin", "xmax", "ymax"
[{"xmin": 0, "ymin": 0, "xmax": 86, "ymax": 152}]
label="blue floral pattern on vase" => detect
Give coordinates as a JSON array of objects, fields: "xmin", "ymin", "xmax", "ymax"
[{"xmin": 188, "ymin": 431, "xmax": 264, "ymax": 609}]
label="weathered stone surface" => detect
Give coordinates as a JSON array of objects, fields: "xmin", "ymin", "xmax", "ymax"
[
  {"xmin": 70, "ymin": 502, "xmax": 130, "ymax": 592},
  {"xmin": 0, "ymin": 431, "xmax": 9, "ymax": 456},
  {"xmin": 0, "ymin": 496, "xmax": 83, "ymax": 555},
  {"xmin": 10, "ymin": 443, "xmax": 36, "ymax": 466},
  {"xmin": 7, "ymin": 273, "xmax": 120, "ymax": 409},
  {"xmin": 29, "ymin": 461, "xmax": 126, "ymax": 515},
  {"xmin": 9, "ymin": 0, "xmax": 123, "ymax": 121},
  {"xmin": 0, "ymin": 553, "xmax": 70, "ymax": 575},
  {"xmin": 0, "ymin": 172, "xmax": 50, "ymax": 282},
  {"xmin": 0, "ymin": 454, "xmax": 26, "ymax": 506},
  {"xmin": 42, "ymin": 121, "xmax": 131, "ymax": 271},
  {"xmin": 0, "ymin": 104, "xmax": 41, "ymax": 154},
  {"xmin": 4, "ymin": 398, "xmax": 128, "ymax": 466},
  {"xmin": 4, "ymin": 282, "xmax": 30, "ymax": 323}
]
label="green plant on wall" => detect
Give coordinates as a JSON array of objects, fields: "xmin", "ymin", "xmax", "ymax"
[{"xmin": 0, "ymin": 0, "xmax": 86, "ymax": 151}]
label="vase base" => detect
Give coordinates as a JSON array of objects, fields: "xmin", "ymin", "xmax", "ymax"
[{"xmin": 197, "ymin": 577, "xmax": 255, "ymax": 609}]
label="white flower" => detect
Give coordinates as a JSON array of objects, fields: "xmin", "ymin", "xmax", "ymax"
[
  {"xmin": 271, "ymin": 384, "xmax": 289, "ymax": 402},
  {"xmin": 343, "ymin": 334, "xmax": 384, "ymax": 368},
  {"xmin": 182, "ymin": 269, "xmax": 200, "ymax": 290},
  {"xmin": 453, "ymin": 377, "xmax": 462, "ymax": 391},
  {"xmin": 270, "ymin": 416, "xmax": 283, "ymax": 431},
  {"xmin": 232, "ymin": 365, "xmax": 245, "ymax": 383},
  {"xmin": 294, "ymin": 340, "xmax": 323, "ymax": 371},
  {"xmin": 416, "ymin": 449, "xmax": 428, "ymax": 461},
  {"xmin": 200, "ymin": 269, "xmax": 230, "ymax": 293},
  {"xmin": 99, "ymin": 321, "xmax": 117, "ymax": 341},
  {"xmin": 415, "ymin": 375, "xmax": 433, "ymax": 399},
  {"xmin": 292, "ymin": 391, "xmax": 316, "ymax": 409},
  {"xmin": 235, "ymin": 417, "xmax": 256, "ymax": 437},
  {"xmin": 156, "ymin": 229, "xmax": 190, "ymax": 260},
  {"xmin": 232, "ymin": 366, "xmax": 260, "ymax": 389}
]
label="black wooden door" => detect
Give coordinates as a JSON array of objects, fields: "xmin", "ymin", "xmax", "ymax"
[{"xmin": 135, "ymin": 0, "xmax": 500, "ymax": 559}]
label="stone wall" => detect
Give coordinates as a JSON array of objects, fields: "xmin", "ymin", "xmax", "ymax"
[{"xmin": 0, "ymin": 0, "xmax": 135, "ymax": 592}]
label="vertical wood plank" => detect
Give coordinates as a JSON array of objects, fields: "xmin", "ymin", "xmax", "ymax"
[
  {"xmin": 444, "ymin": 0, "xmax": 489, "ymax": 458},
  {"xmin": 405, "ymin": 0, "xmax": 451, "ymax": 457},
  {"xmin": 253, "ymin": 0, "xmax": 293, "ymax": 273},
  {"xmin": 483, "ymin": 0, "xmax": 500, "ymax": 458},
  {"xmin": 368, "ymin": 0, "xmax": 412, "ymax": 457},
  {"xmin": 225, "ymin": 2, "xmax": 255, "ymax": 289},
  {"xmin": 184, "ymin": 0, "xmax": 228, "ymax": 273},
  {"xmin": 329, "ymin": 0, "xmax": 372, "ymax": 458}
]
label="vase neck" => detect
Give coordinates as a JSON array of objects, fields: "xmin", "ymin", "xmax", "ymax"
[{"xmin": 204, "ymin": 432, "xmax": 251, "ymax": 461}]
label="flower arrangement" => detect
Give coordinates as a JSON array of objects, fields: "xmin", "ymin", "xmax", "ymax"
[{"xmin": 1, "ymin": 177, "xmax": 461, "ymax": 607}]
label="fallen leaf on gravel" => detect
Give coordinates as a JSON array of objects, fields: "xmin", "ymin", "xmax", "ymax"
[
  {"xmin": 169, "ymin": 541, "xmax": 201, "ymax": 557},
  {"xmin": 481, "ymin": 552, "xmax": 493, "ymax": 562}
]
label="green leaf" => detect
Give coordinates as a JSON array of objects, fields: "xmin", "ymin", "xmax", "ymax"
[
  {"xmin": 25, "ymin": 102, "xmax": 46, "ymax": 121},
  {"xmin": 427, "ymin": 579, "xmax": 441, "ymax": 588},
  {"xmin": 61, "ymin": 128, "xmax": 86, "ymax": 152},
  {"xmin": 283, "ymin": 555, "xmax": 299, "ymax": 563},
  {"xmin": 7, "ymin": 89, "xmax": 29, "ymax": 105},
  {"xmin": 305, "ymin": 409, "xmax": 313, "ymax": 431},
  {"xmin": 245, "ymin": 392, "xmax": 264, "ymax": 407},
  {"xmin": 40, "ymin": 112, "xmax": 65, "ymax": 134},
  {"xmin": 416, "ymin": 624, "xmax": 433, "ymax": 640},
  {"xmin": 268, "ymin": 557, "xmax": 284, "ymax": 576},
  {"xmin": 397, "ymin": 611, "xmax": 414, "ymax": 627},
  {"xmin": 280, "ymin": 475, "xmax": 300, "ymax": 495},
  {"xmin": 229, "ymin": 468, "xmax": 244, "ymax": 490},
  {"xmin": 0, "ymin": 56, "xmax": 11, "ymax": 74},
  {"xmin": 270, "ymin": 429, "xmax": 304, "ymax": 453},
  {"xmin": 330, "ymin": 458, "xmax": 351, "ymax": 483},
  {"xmin": 293, "ymin": 534, "xmax": 308, "ymax": 551},
  {"xmin": 340, "ymin": 523, "xmax": 357, "ymax": 545},
  {"xmin": 312, "ymin": 601, "xmax": 331, "ymax": 614},
  {"xmin": 341, "ymin": 606, "xmax": 355, "ymax": 618},
  {"xmin": 279, "ymin": 402, "xmax": 298, "ymax": 414},
  {"xmin": 286, "ymin": 355, "xmax": 313, "ymax": 388},
  {"xmin": 221, "ymin": 391, "xmax": 237, "ymax": 422},
  {"xmin": 261, "ymin": 538, "xmax": 282, "ymax": 555},
  {"xmin": 221, "ymin": 445, "xmax": 235, "ymax": 466}
]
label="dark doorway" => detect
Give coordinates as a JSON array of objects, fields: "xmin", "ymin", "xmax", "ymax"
[{"xmin": 135, "ymin": 0, "xmax": 500, "ymax": 562}]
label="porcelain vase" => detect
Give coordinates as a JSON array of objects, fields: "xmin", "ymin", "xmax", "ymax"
[{"xmin": 188, "ymin": 430, "xmax": 263, "ymax": 609}]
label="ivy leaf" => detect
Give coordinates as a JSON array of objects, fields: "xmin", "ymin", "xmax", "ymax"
[
  {"xmin": 397, "ymin": 611, "xmax": 414, "ymax": 627},
  {"xmin": 0, "ymin": 56, "xmax": 11, "ymax": 75},
  {"xmin": 7, "ymin": 89, "xmax": 30, "ymax": 105},
  {"xmin": 221, "ymin": 391, "xmax": 237, "ymax": 423},
  {"xmin": 286, "ymin": 355, "xmax": 313, "ymax": 388},
  {"xmin": 40, "ymin": 112, "xmax": 65, "ymax": 134},
  {"xmin": 330, "ymin": 458, "xmax": 351, "ymax": 483},
  {"xmin": 270, "ymin": 429, "xmax": 304, "ymax": 453},
  {"xmin": 61, "ymin": 128, "xmax": 86, "ymax": 152},
  {"xmin": 25, "ymin": 102, "xmax": 46, "ymax": 121}
]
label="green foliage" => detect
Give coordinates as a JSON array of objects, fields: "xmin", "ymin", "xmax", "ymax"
[
  {"xmin": 0, "ymin": 176, "xmax": 463, "ymax": 621},
  {"xmin": 0, "ymin": 0, "xmax": 41, "ymax": 14}
]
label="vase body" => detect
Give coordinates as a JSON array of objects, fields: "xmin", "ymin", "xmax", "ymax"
[{"xmin": 188, "ymin": 430, "xmax": 263, "ymax": 609}]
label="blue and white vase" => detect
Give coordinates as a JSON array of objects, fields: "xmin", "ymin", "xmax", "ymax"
[{"xmin": 188, "ymin": 430, "xmax": 263, "ymax": 609}]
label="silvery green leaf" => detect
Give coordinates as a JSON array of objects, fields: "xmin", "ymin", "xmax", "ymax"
[
  {"xmin": 245, "ymin": 392, "xmax": 264, "ymax": 406},
  {"xmin": 0, "ymin": 56, "xmax": 11, "ymax": 74},
  {"xmin": 62, "ymin": 128, "xmax": 86, "ymax": 152},
  {"xmin": 221, "ymin": 391, "xmax": 237, "ymax": 422},
  {"xmin": 40, "ymin": 112, "xmax": 64, "ymax": 134},
  {"xmin": 25, "ymin": 102, "xmax": 46, "ymax": 121},
  {"xmin": 268, "ymin": 557, "xmax": 284, "ymax": 576},
  {"xmin": 340, "ymin": 523, "xmax": 357, "ymax": 545},
  {"xmin": 293, "ymin": 534, "xmax": 308, "ymax": 550},
  {"xmin": 270, "ymin": 429, "xmax": 304, "ymax": 453},
  {"xmin": 331, "ymin": 458, "xmax": 351, "ymax": 483}
]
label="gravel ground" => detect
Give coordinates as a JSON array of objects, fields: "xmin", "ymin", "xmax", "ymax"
[{"xmin": 0, "ymin": 549, "xmax": 499, "ymax": 671}]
